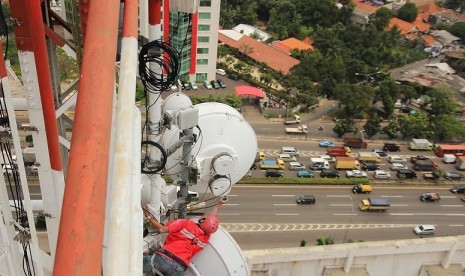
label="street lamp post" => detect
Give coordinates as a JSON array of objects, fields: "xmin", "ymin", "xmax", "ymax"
[{"xmin": 355, "ymin": 69, "xmax": 382, "ymax": 83}]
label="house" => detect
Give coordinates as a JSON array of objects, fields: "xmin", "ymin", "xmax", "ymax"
[
  {"xmin": 388, "ymin": 18, "xmax": 419, "ymax": 35},
  {"xmin": 232, "ymin": 24, "xmax": 272, "ymax": 42},
  {"xmin": 430, "ymin": 30, "xmax": 462, "ymax": 45},
  {"xmin": 218, "ymin": 30, "xmax": 300, "ymax": 74},
  {"xmin": 271, "ymin": 38, "xmax": 313, "ymax": 55}
]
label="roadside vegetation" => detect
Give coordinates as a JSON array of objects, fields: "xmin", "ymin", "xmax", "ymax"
[{"xmin": 219, "ymin": 0, "xmax": 465, "ymax": 141}]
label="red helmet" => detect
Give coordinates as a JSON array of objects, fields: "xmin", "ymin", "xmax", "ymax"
[{"xmin": 199, "ymin": 215, "xmax": 219, "ymax": 234}]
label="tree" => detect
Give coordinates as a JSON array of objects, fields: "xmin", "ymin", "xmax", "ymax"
[
  {"xmin": 333, "ymin": 118, "xmax": 357, "ymax": 138},
  {"xmin": 363, "ymin": 112, "xmax": 382, "ymax": 138},
  {"xmin": 427, "ymin": 86, "xmax": 457, "ymax": 116},
  {"xmin": 334, "ymin": 83, "xmax": 374, "ymax": 118},
  {"xmin": 450, "ymin": 21, "xmax": 465, "ymax": 42},
  {"xmin": 377, "ymin": 79, "xmax": 401, "ymax": 116},
  {"xmin": 382, "ymin": 120, "xmax": 399, "ymax": 139},
  {"xmin": 444, "ymin": 0, "xmax": 465, "ymax": 11},
  {"xmin": 396, "ymin": 3, "xmax": 419, "ymax": 23},
  {"xmin": 432, "ymin": 114, "xmax": 465, "ymax": 141},
  {"xmin": 398, "ymin": 113, "xmax": 433, "ymax": 139},
  {"xmin": 370, "ymin": 7, "xmax": 393, "ymax": 31}
]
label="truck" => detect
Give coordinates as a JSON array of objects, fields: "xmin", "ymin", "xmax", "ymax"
[
  {"xmin": 352, "ymin": 184, "xmax": 372, "ymax": 194},
  {"xmin": 411, "ymin": 158, "xmax": 437, "ymax": 171},
  {"xmin": 357, "ymin": 152, "xmax": 381, "ymax": 163},
  {"xmin": 260, "ymin": 159, "xmax": 285, "ymax": 170},
  {"xmin": 423, "ymin": 170, "xmax": 440, "ymax": 180},
  {"xmin": 327, "ymin": 146, "xmax": 351, "ymax": 157},
  {"xmin": 456, "ymin": 156, "xmax": 465, "ymax": 171},
  {"xmin": 335, "ymin": 157, "xmax": 359, "ymax": 170},
  {"xmin": 359, "ymin": 198, "xmax": 390, "ymax": 212},
  {"xmin": 409, "ymin": 139, "xmax": 433, "ymax": 151},
  {"xmin": 285, "ymin": 125, "xmax": 308, "ymax": 134},
  {"xmin": 309, "ymin": 158, "xmax": 330, "ymax": 170},
  {"xmin": 283, "ymin": 115, "xmax": 301, "ymax": 125},
  {"xmin": 343, "ymin": 137, "xmax": 367, "ymax": 149}
]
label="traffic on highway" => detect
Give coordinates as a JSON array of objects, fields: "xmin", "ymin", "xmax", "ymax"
[{"xmin": 219, "ymin": 185, "xmax": 465, "ymax": 250}]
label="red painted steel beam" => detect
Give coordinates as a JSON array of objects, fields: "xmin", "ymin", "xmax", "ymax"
[
  {"xmin": 53, "ymin": 0, "xmax": 120, "ymax": 275},
  {"xmin": 0, "ymin": 43, "xmax": 7, "ymax": 78},
  {"xmin": 122, "ymin": 0, "xmax": 138, "ymax": 38},
  {"xmin": 149, "ymin": 0, "xmax": 161, "ymax": 25}
]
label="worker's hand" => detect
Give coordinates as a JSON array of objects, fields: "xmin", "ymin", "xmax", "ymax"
[
  {"xmin": 217, "ymin": 197, "xmax": 228, "ymax": 205},
  {"xmin": 142, "ymin": 204, "xmax": 154, "ymax": 219}
]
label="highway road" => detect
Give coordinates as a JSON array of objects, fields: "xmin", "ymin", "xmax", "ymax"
[{"xmin": 218, "ymin": 185, "xmax": 465, "ymax": 250}]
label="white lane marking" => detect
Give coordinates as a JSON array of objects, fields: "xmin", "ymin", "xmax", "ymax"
[
  {"xmin": 221, "ymin": 213, "xmax": 241, "ymax": 216},
  {"xmin": 327, "ymin": 195, "xmax": 350, "ymax": 198},
  {"xmin": 440, "ymin": 205, "xmax": 463, "ymax": 207},
  {"xmin": 449, "ymin": 224, "xmax": 465, "ymax": 227},
  {"xmin": 274, "ymin": 204, "xmax": 297, "ymax": 206},
  {"xmin": 390, "ymin": 213, "xmax": 414, "ymax": 216},
  {"xmin": 333, "ymin": 214, "xmax": 358, "ymax": 216},
  {"xmin": 440, "ymin": 196, "xmax": 457, "ymax": 199},
  {"xmin": 330, "ymin": 204, "xmax": 353, "ymax": 207},
  {"xmin": 224, "ymin": 203, "xmax": 238, "ymax": 206},
  {"xmin": 226, "ymin": 194, "xmax": 238, "ymax": 197},
  {"xmin": 391, "ymin": 213, "xmax": 465, "ymax": 216},
  {"xmin": 381, "ymin": 195, "xmax": 404, "ymax": 198},
  {"xmin": 272, "ymin": 195, "xmax": 295, "ymax": 197},
  {"xmin": 275, "ymin": 213, "xmax": 299, "ymax": 216},
  {"xmin": 391, "ymin": 204, "xmax": 409, "ymax": 207}
]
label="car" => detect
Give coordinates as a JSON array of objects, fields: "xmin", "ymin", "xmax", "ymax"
[
  {"xmin": 383, "ymin": 143, "xmax": 401, "ymax": 152},
  {"xmin": 189, "ymin": 81, "xmax": 198, "ymax": 90},
  {"xmin": 388, "ymin": 155, "xmax": 407, "ymax": 164},
  {"xmin": 444, "ymin": 171, "xmax": 465, "ymax": 180},
  {"xmin": 374, "ymin": 170, "xmax": 391, "ymax": 179},
  {"xmin": 397, "ymin": 168, "xmax": 417, "ymax": 179},
  {"xmin": 361, "ymin": 162, "xmax": 379, "ymax": 171},
  {"xmin": 250, "ymin": 163, "xmax": 257, "ymax": 170},
  {"xmin": 281, "ymin": 146, "xmax": 300, "ymax": 157},
  {"xmin": 390, "ymin": 163, "xmax": 407, "ymax": 171},
  {"xmin": 413, "ymin": 225, "xmax": 435, "ymax": 236},
  {"xmin": 296, "ymin": 195, "xmax": 316, "ymax": 204},
  {"xmin": 419, "ymin": 192, "xmax": 440, "ymax": 202},
  {"xmin": 244, "ymin": 170, "xmax": 252, "ymax": 177},
  {"xmin": 346, "ymin": 170, "xmax": 367, "ymax": 178},
  {"xmin": 319, "ymin": 155, "xmax": 335, "ymax": 163},
  {"xmin": 181, "ymin": 80, "xmax": 190, "ymax": 90},
  {"xmin": 319, "ymin": 140, "xmax": 336, "ymax": 148},
  {"xmin": 227, "ymin": 74, "xmax": 240, "ymax": 80},
  {"xmin": 410, "ymin": 155, "xmax": 428, "ymax": 162},
  {"xmin": 320, "ymin": 169, "xmax": 340, "ymax": 178},
  {"xmin": 216, "ymin": 79, "xmax": 226, "ymax": 88},
  {"xmin": 278, "ymin": 154, "xmax": 297, "ymax": 162},
  {"xmin": 216, "ymin": 68, "xmax": 226, "ymax": 76},
  {"xmin": 203, "ymin": 81, "xmax": 212, "ymax": 89},
  {"xmin": 210, "ymin": 80, "xmax": 220, "ymax": 89},
  {"xmin": 450, "ymin": 185, "xmax": 465, "ymax": 194},
  {"xmin": 265, "ymin": 169, "xmax": 283, "ymax": 177},
  {"xmin": 372, "ymin": 149, "xmax": 387, "ymax": 157},
  {"xmin": 297, "ymin": 170, "xmax": 315, "ymax": 178},
  {"xmin": 289, "ymin": 162, "xmax": 306, "ymax": 171}
]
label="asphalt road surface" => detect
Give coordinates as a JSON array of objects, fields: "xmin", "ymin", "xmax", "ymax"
[{"xmin": 218, "ymin": 185, "xmax": 465, "ymax": 250}]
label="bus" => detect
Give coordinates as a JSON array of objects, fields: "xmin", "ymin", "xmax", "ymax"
[{"xmin": 433, "ymin": 144, "xmax": 465, "ymax": 157}]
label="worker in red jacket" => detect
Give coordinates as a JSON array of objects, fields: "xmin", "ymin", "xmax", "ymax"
[{"xmin": 143, "ymin": 197, "xmax": 227, "ymax": 276}]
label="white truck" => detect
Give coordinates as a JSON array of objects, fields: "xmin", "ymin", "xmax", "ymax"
[
  {"xmin": 357, "ymin": 152, "xmax": 381, "ymax": 163},
  {"xmin": 409, "ymin": 139, "xmax": 433, "ymax": 150},
  {"xmin": 283, "ymin": 115, "xmax": 301, "ymax": 125},
  {"xmin": 285, "ymin": 125, "xmax": 308, "ymax": 134},
  {"xmin": 309, "ymin": 158, "xmax": 330, "ymax": 170},
  {"xmin": 456, "ymin": 156, "xmax": 465, "ymax": 170}
]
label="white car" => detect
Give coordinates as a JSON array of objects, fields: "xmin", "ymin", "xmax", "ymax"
[
  {"xmin": 319, "ymin": 154, "xmax": 335, "ymax": 163},
  {"xmin": 388, "ymin": 155, "xmax": 407, "ymax": 164},
  {"xmin": 278, "ymin": 154, "xmax": 297, "ymax": 162},
  {"xmin": 203, "ymin": 80, "xmax": 213, "ymax": 90},
  {"xmin": 374, "ymin": 170, "xmax": 391, "ymax": 179},
  {"xmin": 413, "ymin": 225, "xmax": 435, "ymax": 236},
  {"xmin": 289, "ymin": 162, "xmax": 306, "ymax": 171},
  {"xmin": 390, "ymin": 163, "xmax": 407, "ymax": 171},
  {"xmin": 346, "ymin": 170, "xmax": 367, "ymax": 178}
]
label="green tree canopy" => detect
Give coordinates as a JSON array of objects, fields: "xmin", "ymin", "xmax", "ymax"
[
  {"xmin": 370, "ymin": 7, "xmax": 393, "ymax": 31},
  {"xmin": 396, "ymin": 3, "xmax": 419, "ymax": 23},
  {"xmin": 450, "ymin": 21, "xmax": 465, "ymax": 42},
  {"xmin": 334, "ymin": 83, "xmax": 374, "ymax": 118},
  {"xmin": 398, "ymin": 113, "xmax": 433, "ymax": 139},
  {"xmin": 382, "ymin": 120, "xmax": 399, "ymax": 139},
  {"xmin": 427, "ymin": 86, "xmax": 457, "ymax": 116},
  {"xmin": 432, "ymin": 114, "xmax": 465, "ymax": 141},
  {"xmin": 363, "ymin": 112, "xmax": 382, "ymax": 138}
]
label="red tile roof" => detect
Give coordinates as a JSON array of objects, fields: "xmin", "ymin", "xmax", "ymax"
[
  {"xmin": 302, "ymin": 37, "xmax": 314, "ymax": 47},
  {"xmin": 280, "ymin": 38, "xmax": 313, "ymax": 51},
  {"xmin": 271, "ymin": 42, "xmax": 292, "ymax": 55},
  {"xmin": 353, "ymin": 0, "xmax": 379, "ymax": 13},
  {"xmin": 218, "ymin": 32, "xmax": 300, "ymax": 75},
  {"xmin": 388, "ymin": 18, "xmax": 417, "ymax": 35},
  {"xmin": 421, "ymin": 34, "xmax": 437, "ymax": 46}
]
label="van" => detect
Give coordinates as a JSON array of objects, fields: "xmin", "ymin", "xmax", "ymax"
[
  {"xmin": 296, "ymin": 195, "xmax": 316, "ymax": 204},
  {"xmin": 289, "ymin": 162, "xmax": 306, "ymax": 171},
  {"xmin": 278, "ymin": 154, "xmax": 296, "ymax": 162},
  {"xmin": 281, "ymin": 147, "xmax": 299, "ymax": 157},
  {"xmin": 443, "ymin": 154, "xmax": 456, "ymax": 164},
  {"xmin": 309, "ymin": 158, "xmax": 330, "ymax": 170},
  {"xmin": 216, "ymin": 69, "xmax": 226, "ymax": 76}
]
